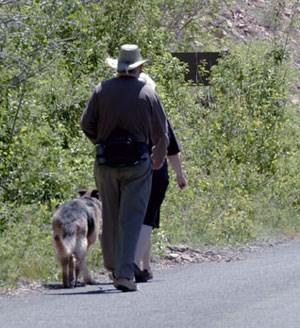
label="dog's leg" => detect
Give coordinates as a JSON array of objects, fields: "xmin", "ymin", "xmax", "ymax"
[
  {"xmin": 60, "ymin": 257, "xmax": 70, "ymax": 288},
  {"xmin": 68, "ymin": 255, "xmax": 76, "ymax": 288},
  {"xmin": 75, "ymin": 260, "xmax": 81, "ymax": 287},
  {"xmin": 81, "ymin": 259, "xmax": 97, "ymax": 285}
]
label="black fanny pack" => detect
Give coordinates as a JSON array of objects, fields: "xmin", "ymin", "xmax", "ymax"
[{"xmin": 96, "ymin": 134, "xmax": 148, "ymax": 168}]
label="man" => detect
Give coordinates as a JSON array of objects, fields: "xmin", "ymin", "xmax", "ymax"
[{"xmin": 81, "ymin": 44, "xmax": 169, "ymax": 292}]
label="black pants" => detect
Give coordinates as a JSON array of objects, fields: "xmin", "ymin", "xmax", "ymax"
[{"xmin": 143, "ymin": 161, "xmax": 169, "ymax": 228}]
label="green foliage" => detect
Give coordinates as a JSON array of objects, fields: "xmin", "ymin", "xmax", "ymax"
[
  {"xmin": 205, "ymin": 44, "xmax": 288, "ymax": 174},
  {"xmin": 160, "ymin": 40, "xmax": 299, "ymax": 246},
  {"xmin": 0, "ymin": 204, "xmax": 54, "ymax": 289},
  {"xmin": 158, "ymin": 0, "xmax": 234, "ymax": 51}
]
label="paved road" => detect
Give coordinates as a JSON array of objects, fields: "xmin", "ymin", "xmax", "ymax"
[{"xmin": 1, "ymin": 240, "xmax": 300, "ymax": 328}]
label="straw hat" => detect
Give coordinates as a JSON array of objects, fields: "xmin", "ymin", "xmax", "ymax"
[{"xmin": 106, "ymin": 44, "xmax": 151, "ymax": 72}]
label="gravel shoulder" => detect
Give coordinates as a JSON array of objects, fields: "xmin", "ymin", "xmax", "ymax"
[{"xmin": 0, "ymin": 238, "xmax": 291, "ymax": 298}]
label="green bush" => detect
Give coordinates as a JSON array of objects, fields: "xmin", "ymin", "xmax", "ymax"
[{"xmin": 159, "ymin": 41, "xmax": 299, "ymax": 246}]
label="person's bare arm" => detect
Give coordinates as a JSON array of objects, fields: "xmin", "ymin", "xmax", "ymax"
[{"xmin": 167, "ymin": 154, "xmax": 187, "ymax": 189}]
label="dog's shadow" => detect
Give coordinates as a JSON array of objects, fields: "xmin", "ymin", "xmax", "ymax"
[{"xmin": 43, "ymin": 281, "xmax": 118, "ymax": 295}]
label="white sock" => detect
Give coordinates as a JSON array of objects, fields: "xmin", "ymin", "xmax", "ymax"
[{"xmin": 135, "ymin": 224, "xmax": 152, "ymax": 269}]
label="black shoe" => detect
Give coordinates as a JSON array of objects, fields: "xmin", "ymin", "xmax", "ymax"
[
  {"xmin": 142, "ymin": 270, "xmax": 153, "ymax": 280},
  {"xmin": 133, "ymin": 263, "xmax": 149, "ymax": 283}
]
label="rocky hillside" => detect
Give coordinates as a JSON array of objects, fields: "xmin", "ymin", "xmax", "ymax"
[{"xmin": 218, "ymin": 0, "xmax": 300, "ymax": 90}]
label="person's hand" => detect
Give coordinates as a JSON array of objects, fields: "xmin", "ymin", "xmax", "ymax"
[
  {"xmin": 176, "ymin": 174, "xmax": 187, "ymax": 189},
  {"xmin": 152, "ymin": 160, "xmax": 163, "ymax": 170}
]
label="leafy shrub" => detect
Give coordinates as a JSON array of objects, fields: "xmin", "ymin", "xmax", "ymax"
[{"xmin": 159, "ymin": 41, "xmax": 296, "ymax": 246}]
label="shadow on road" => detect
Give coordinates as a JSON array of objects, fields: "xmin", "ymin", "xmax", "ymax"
[{"xmin": 43, "ymin": 281, "xmax": 123, "ymax": 295}]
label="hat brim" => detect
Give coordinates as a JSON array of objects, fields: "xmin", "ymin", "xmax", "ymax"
[{"xmin": 106, "ymin": 57, "xmax": 151, "ymax": 71}]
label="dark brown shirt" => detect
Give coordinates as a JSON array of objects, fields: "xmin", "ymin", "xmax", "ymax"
[{"xmin": 81, "ymin": 76, "xmax": 169, "ymax": 164}]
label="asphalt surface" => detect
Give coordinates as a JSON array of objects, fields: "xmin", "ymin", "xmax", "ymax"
[{"xmin": 1, "ymin": 240, "xmax": 300, "ymax": 328}]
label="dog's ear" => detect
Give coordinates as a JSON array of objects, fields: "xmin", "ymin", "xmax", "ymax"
[
  {"xmin": 90, "ymin": 189, "xmax": 99, "ymax": 199},
  {"xmin": 76, "ymin": 188, "xmax": 88, "ymax": 197}
]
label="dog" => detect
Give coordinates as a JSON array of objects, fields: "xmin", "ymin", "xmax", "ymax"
[{"xmin": 51, "ymin": 189, "xmax": 102, "ymax": 288}]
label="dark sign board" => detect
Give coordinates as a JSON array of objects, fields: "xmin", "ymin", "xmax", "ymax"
[{"xmin": 171, "ymin": 52, "xmax": 221, "ymax": 85}]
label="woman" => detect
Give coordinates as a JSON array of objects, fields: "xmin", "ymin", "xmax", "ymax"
[{"xmin": 134, "ymin": 73, "xmax": 187, "ymax": 282}]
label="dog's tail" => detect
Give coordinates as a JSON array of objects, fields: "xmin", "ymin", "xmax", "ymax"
[{"xmin": 52, "ymin": 232, "xmax": 74, "ymax": 258}]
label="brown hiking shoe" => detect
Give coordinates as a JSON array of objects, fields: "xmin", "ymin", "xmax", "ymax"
[{"xmin": 113, "ymin": 278, "xmax": 137, "ymax": 292}]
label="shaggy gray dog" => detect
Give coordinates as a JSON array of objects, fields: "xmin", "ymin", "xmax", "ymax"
[{"xmin": 52, "ymin": 189, "xmax": 102, "ymax": 288}]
